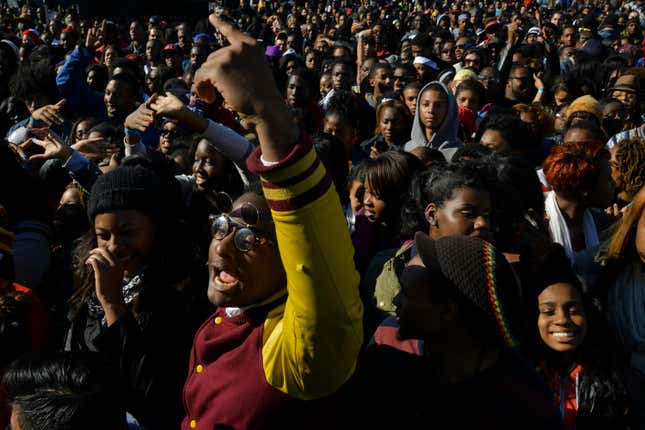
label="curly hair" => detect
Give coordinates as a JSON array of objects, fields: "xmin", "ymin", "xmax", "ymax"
[
  {"xmin": 614, "ymin": 138, "xmax": 645, "ymax": 200},
  {"xmin": 607, "ymin": 185, "xmax": 645, "ymax": 261},
  {"xmin": 542, "ymin": 140, "xmax": 610, "ymax": 198}
]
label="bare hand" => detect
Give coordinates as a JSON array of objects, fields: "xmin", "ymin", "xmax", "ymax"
[
  {"xmin": 533, "ymin": 73, "xmax": 545, "ymax": 91},
  {"xmin": 20, "ymin": 128, "xmax": 73, "ymax": 161},
  {"xmin": 85, "ymin": 247, "xmax": 127, "ymax": 325},
  {"xmin": 605, "ymin": 203, "xmax": 622, "ymax": 220},
  {"xmin": 194, "ymin": 14, "xmax": 298, "ymax": 161},
  {"xmin": 124, "ymin": 95, "xmax": 157, "ymax": 132},
  {"xmin": 71, "ymin": 137, "xmax": 120, "ymax": 160},
  {"xmin": 507, "ymin": 22, "xmax": 520, "ymax": 45},
  {"xmin": 85, "ymin": 25, "xmax": 100, "ymax": 48},
  {"xmin": 150, "ymin": 92, "xmax": 186, "ymax": 120},
  {"xmin": 194, "ymin": 14, "xmax": 284, "ymax": 121},
  {"xmin": 31, "ymin": 100, "xmax": 66, "ymax": 126}
]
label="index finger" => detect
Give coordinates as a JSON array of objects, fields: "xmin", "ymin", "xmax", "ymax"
[{"xmin": 209, "ymin": 14, "xmax": 255, "ymax": 45}]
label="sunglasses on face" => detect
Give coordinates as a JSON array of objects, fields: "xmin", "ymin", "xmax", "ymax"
[
  {"xmin": 161, "ymin": 129, "xmax": 185, "ymax": 138},
  {"xmin": 209, "ymin": 192, "xmax": 275, "ymax": 253}
]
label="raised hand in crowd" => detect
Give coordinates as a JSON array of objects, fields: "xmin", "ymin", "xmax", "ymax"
[
  {"xmin": 71, "ymin": 137, "xmax": 119, "ymax": 161},
  {"xmin": 30, "ymin": 100, "xmax": 66, "ymax": 127},
  {"xmin": 195, "ymin": 14, "xmax": 298, "ymax": 161},
  {"xmin": 19, "ymin": 128, "xmax": 72, "ymax": 161},
  {"xmin": 124, "ymin": 96, "xmax": 157, "ymax": 132}
]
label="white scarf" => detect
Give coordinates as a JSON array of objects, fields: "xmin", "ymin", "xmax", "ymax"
[{"xmin": 544, "ymin": 191, "xmax": 600, "ymax": 264}]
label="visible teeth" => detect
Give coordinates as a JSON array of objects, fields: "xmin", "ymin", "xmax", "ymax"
[{"xmin": 552, "ymin": 332, "xmax": 575, "ymax": 337}]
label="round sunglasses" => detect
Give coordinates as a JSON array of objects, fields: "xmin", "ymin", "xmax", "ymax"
[{"xmin": 209, "ymin": 192, "xmax": 275, "ymax": 253}]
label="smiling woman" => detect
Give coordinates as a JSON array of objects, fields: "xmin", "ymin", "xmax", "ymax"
[
  {"xmin": 65, "ymin": 165, "xmax": 199, "ymax": 430},
  {"xmin": 526, "ymin": 244, "xmax": 628, "ymax": 430}
]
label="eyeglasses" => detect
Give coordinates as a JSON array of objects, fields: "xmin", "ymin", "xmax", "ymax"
[
  {"xmin": 161, "ymin": 129, "xmax": 185, "ymax": 138},
  {"xmin": 209, "ymin": 192, "xmax": 275, "ymax": 253},
  {"xmin": 393, "ymin": 75, "xmax": 407, "ymax": 82},
  {"xmin": 456, "ymin": 43, "xmax": 473, "ymax": 49},
  {"xmin": 510, "ymin": 76, "xmax": 532, "ymax": 84}
]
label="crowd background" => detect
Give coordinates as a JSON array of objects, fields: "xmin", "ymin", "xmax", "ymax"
[{"xmin": 0, "ymin": 0, "xmax": 644, "ymax": 429}]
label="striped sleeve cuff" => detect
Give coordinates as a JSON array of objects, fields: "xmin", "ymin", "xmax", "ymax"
[{"xmin": 246, "ymin": 134, "xmax": 332, "ymax": 212}]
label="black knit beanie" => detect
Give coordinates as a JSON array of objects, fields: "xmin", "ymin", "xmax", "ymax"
[
  {"xmin": 414, "ymin": 233, "xmax": 524, "ymax": 348},
  {"xmin": 88, "ymin": 166, "xmax": 165, "ymax": 221}
]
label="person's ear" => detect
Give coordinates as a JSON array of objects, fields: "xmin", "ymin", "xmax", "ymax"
[{"xmin": 425, "ymin": 203, "xmax": 438, "ymax": 227}]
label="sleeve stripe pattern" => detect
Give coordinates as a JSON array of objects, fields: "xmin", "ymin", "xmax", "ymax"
[{"xmin": 247, "ymin": 135, "xmax": 332, "ymax": 212}]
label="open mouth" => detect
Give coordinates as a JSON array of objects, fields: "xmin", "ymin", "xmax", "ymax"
[{"xmin": 210, "ymin": 266, "xmax": 240, "ymax": 292}]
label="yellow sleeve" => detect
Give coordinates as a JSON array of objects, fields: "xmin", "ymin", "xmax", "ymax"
[{"xmin": 247, "ymin": 135, "xmax": 363, "ymax": 400}]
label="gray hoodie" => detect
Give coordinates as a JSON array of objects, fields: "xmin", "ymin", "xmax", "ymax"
[{"xmin": 404, "ymin": 81, "xmax": 463, "ymax": 161}]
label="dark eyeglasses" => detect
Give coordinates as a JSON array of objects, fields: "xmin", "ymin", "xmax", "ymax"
[
  {"xmin": 393, "ymin": 75, "xmax": 407, "ymax": 81},
  {"xmin": 510, "ymin": 76, "xmax": 532, "ymax": 84},
  {"xmin": 161, "ymin": 129, "xmax": 185, "ymax": 138},
  {"xmin": 209, "ymin": 192, "xmax": 275, "ymax": 252},
  {"xmin": 456, "ymin": 43, "xmax": 473, "ymax": 49}
]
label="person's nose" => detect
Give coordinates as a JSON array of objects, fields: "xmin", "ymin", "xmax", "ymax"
[
  {"xmin": 553, "ymin": 308, "xmax": 571, "ymax": 326},
  {"xmin": 214, "ymin": 226, "xmax": 238, "ymax": 259},
  {"xmin": 474, "ymin": 214, "xmax": 490, "ymax": 231}
]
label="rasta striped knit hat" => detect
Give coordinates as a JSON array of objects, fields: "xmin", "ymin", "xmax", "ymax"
[{"xmin": 414, "ymin": 233, "xmax": 523, "ymax": 348}]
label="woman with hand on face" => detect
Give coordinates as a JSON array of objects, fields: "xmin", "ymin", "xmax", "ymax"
[
  {"xmin": 65, "ymin": 166, "xmax": 197, "ymax": 430},
  {"xmin": 528, "ymin": 244, "xmax": 628, "ymax": 430}
]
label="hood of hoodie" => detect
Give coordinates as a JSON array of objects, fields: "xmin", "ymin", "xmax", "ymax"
[
  {"xmin": 407, "ymin": 81, "xmax": 461, "ymax": 152},
  {"xmin": 436, "ymin": 14, "xmax": 448, "ymax": 26}
]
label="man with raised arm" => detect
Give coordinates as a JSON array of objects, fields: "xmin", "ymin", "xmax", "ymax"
[{"xmin": 181, "ymin": 14, "xmax": 363, "ymax": 430}]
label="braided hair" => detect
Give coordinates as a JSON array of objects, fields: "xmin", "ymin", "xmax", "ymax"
[{"xmin": 614, "ymin": 138, "xmax": 645, "ymax": 200}]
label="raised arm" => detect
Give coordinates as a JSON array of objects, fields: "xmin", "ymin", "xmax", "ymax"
[
  {"xmin": 55, "ymin": 45, "xmax": 107, "ymax": 119},
  {"xmin": 194, "ymin": 15, "xmax": 298, "ymax": 162}
]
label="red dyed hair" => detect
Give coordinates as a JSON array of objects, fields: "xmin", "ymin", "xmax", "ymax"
[{"xmin": 542, "ymin": 140, "xmax": 610, "ymax": 198}]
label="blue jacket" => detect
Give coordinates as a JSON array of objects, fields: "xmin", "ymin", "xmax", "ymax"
[
  {"xmin": 56, "ymin": 46, "xmax": 107, "ymax": 120},
  {"xmin": 56, "ymin": 47, "xmax": 159, "ymax": 147}
]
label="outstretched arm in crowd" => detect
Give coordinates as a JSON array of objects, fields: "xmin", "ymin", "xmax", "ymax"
[
  {"xmin": 194, "ymin": 14, "xmax": 363, "ymax": 399},
  {"xmin": 150, "ymin": 92, "xmax": 255, "ymax": 183},
  {"xmin": 55, "ymin": 44, "xmax": 108, "ymax": 120},
  {"xmin": 19, "ymin": 129, "xmax": 108, "ymax": 193}
]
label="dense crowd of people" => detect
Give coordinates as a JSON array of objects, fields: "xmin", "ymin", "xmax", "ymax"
[{"xmin": 0, "ymin": 0, "xmax": 644, "ymax": 428}]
